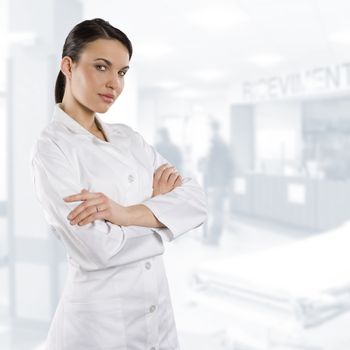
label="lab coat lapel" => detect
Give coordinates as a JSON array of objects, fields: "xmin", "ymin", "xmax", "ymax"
[
  {"xmin": 95, "ymin": 116, "xmax": 135, "ymax": 170},
  {"xmin": 52, "ymin": 103, "xmax": 93, "ymax": 136},
  {"xmin": 53, "ymin": 104, "xmax": 135, "ymax": 170}
]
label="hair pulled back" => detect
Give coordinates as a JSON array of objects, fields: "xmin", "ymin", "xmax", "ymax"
[{"xmin": 55, "ymin": 18, "xmax": 132, "ymax": 103}]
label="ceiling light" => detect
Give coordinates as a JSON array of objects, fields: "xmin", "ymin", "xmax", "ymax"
[
  {"xmin": 157, "ymin": 81, "xmax": 182, "ymax": 89},
  {"xmin": 187, "ymin": 5, "xmax": 249, "ymax": 31},
  {"xmin": 134, "ymin": 42, "xmax": 174, "ymax": 60},
  {"xmin": 193, "ymin": 69, "xmax": 224, "ymax": 81},
  {"xmin": 248, "ymin": 54, "xmax": 284, "ymax": 67},
  {"xmin": 172, "ymin": 88, "xmax": 201, "ymax": 99}
]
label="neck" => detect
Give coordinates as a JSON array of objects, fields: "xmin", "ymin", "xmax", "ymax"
[{"xmin": 60, "ymin": 99, "xmax": 98, "ymax": 132}]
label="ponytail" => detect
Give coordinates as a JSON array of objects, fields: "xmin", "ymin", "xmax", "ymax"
[
  {"xmin": 55, "ymin": 70, "xmax": 66, "ymax": 103},
  {"xmin": 55, "ymin": 19, "xmax": 132, "ymax": 104}
]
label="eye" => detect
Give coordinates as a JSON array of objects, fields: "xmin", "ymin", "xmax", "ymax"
[
  {"xmin": 95, "ymin": 64, "xmax": 107, "ymax": 71},
  {"xmin": 119, "ymin": 70, "xmax": 127, "ymax": 77}
]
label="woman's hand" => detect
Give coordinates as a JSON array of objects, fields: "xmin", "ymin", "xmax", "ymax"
[
  {"xmin": 152, "ymin": 163, "xmax": 182, "ymax": 197},
  {"xmin": 64, "ymin": 164, "xmax": 183, "ymax": 226},
  {"xmin": 64, "ymin": 189, "xmax": 128, "ymax": 226}
]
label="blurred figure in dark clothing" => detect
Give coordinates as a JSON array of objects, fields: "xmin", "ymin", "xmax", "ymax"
[
  {"xmin": 203, "ymin": 121, "xmax": 234, "ymax": 245},
  {"xmin": 155, "ymin": 128, "xmax": 183, "ymax": 173}
]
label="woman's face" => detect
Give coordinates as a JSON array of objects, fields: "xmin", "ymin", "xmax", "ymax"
[{"xmin": 64, "ymin": 38, "xmax": 130, "ymax": 114}]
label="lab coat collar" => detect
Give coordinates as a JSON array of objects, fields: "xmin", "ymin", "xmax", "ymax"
[
  {"xmin": 52, "ymin": 104, "xmax": 134, "ymax": 169},
  {"xmin": 52, "ymin": 103, "xmax": 122, "ymax": 141}
]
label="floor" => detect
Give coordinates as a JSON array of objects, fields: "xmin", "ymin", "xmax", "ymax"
[
  {"xmin": 1, "ymin": 214, "xmax": 348, "ymax": 350},
  {"xmin": 164, "ymin": 215, "xmax": 310, "ymax": 350}
]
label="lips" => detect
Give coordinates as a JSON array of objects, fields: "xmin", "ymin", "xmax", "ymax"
[{"xmin": 98, "ymin": 94, "xmax": 115, "ymax": 103}]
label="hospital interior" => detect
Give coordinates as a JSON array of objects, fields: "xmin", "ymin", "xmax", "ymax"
[{"xmin": 1, "ymin": 0, "xmax": 350, "ymax": 349}]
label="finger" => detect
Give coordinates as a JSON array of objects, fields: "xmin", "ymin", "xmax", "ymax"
[
  {"xmin": 168, "ymin": 172, "xmax": 180, "ymax": 186},
  {"xmin": 159, "ymin": 166, "xmax": 177, "ymax": 183},
  {"xmin": 63, "ymin": 189, "xmax": 91, "ymax": 202},
  {"xmin": 169, "ymin": 173, "xmax": 182, "ymax": 187},
  {"xmin": 153, "ymin": 163, "xmax": 170, "ymax": 181},
  {"xmin": 70, "ymin": 205, "xmax": 97, "ymax": 225},
  {"xmin": 70, "ymin": 202, "xmax": 107, "ymax": 225},
  {"xmin": 174, "ymin": 175, "xmax": 182, "ymax": 188},
  {"xmin": 154, "ymin": 164, "xmax": 170, "ymax": 174},
  {"xmin": 157, "ymin": 163, "xmax": 170, "ymax": 170},
  {"xmin": 69, "ymin": 195, "xmax": 107, "ymax": 223},
  {"xmin": 154, "ymin": 163, "xmax": 171, "ymax": 175},
  {"xmin": 158, "ymin": 165, "xmax": 175, "ymax": 180},
  {"xmin": 65, "ymin": 190, "xmax": 101, "ymax": 202},
  {"xmin": 67, "ymin": 196, "xmax": 105, "ymax": 221},
  {"xmin": 76, "ymin": 210, "xmax": 107, "ymax": 226},
  {"xmin": 63, "ymin": 190, "xmax": 99, "ymax": 202}
]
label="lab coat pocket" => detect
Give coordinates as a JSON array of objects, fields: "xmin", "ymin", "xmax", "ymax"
[{"xmin": 63, "ymin": 298, "xmax": 126, "ymax": 350}]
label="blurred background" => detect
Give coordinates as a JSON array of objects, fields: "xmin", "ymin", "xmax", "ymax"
[{"xmin": 1, "ymin": 0, "xmax": 350, "ymax": 349}]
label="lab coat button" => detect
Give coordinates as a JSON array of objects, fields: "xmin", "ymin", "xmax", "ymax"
[
  {"xmin": 145, "ymin": 261, "xmax": 151, "ymax": 270},
  {"xmin": 128, "ymin": 174, "xmax": 135, "ymax": 183},
  {"xmin": 149, "ymin": 305, "xmax": 156, "ymax": 313}
]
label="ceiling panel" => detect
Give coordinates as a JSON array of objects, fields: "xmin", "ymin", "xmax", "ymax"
[{"xmin": 83, "ymin": 0, "xmax": 350, "ymax": 93}]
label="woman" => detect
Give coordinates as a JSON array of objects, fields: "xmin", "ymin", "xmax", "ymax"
[{"xmin": 31, "ymin": 18, "xmax": 207, "ymax": 350}]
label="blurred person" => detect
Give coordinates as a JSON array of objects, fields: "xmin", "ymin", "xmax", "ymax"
[
  {"xmin": 155, "ymin": 127, "xmax": 183, "ymax": 173},
  {"xmin": 31, "ymin": 18, "xmax": 207, "ymax": 350},
  {"xmin": 202, "ymin": 120, "xmax": 234, "ymax": 245}
]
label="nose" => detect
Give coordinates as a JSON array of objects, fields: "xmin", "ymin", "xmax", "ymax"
[{"xmin": 106, "ymin": 72, "xmax": 123, "ymax": 91}]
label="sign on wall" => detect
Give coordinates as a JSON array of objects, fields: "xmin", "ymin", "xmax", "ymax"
[{"xmin": 243, "ymin": 62, "xmax": 350, "ymax": 102}]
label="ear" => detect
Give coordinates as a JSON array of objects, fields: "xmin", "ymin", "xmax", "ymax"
[{"xmin": 60, "ymin": 56, "xmax": 74, "ymax": 79}]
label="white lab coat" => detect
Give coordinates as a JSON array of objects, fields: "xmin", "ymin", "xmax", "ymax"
[{"xmin": 31, "ymin": 104, "xmax": 207, "ymax": 350}]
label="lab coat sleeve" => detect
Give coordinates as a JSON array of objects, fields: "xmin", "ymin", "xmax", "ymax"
[
  {"xmin": 31, "ymin": 138, "xmax": 161, "ymax": 271},
  {"xmin": 133, "ymin": 131, "xmax": 208, "ymax": 241}
]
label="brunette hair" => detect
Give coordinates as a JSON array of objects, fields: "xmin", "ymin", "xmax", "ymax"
[{"xmin": 55, "ymin": 18, "xmax": 132, "ymax": 103}]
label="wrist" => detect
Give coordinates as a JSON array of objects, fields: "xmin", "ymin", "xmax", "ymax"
[
  {"xmin": 124, "ymin": 205, "xmax": 145, "ymax": 226},
  {"xmin": 124, "ymin": 206, "xmax": 134, "ymax": 226},
  {"xmin": 109, "ymin": 201, "xmax": 132, "ymax": 226},
  {"xmin": 124, "ymin": 204, "xmax": 162, "ymax": 227}
]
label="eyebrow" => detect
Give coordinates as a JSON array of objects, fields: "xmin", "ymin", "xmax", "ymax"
[{"xmin": 93, "ymin": 58, "xmax": 129, "ymax": 70}]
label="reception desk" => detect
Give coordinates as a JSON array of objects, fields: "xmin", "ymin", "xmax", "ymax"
[{"xmin": 230, "ymin": 174, "xmax": 350, "ymax": 231}]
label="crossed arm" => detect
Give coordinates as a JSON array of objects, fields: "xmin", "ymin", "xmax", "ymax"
[
  {"xmin": 32, "ymin": 135, "xmax": 207, "ymax": 269},
  {"xmin": 64, "ymin": 163, "xmax": 182, "ymax": 229}
]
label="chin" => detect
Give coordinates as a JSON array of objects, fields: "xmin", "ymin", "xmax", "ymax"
[
  {"xmin": 96, "ymin": 108, "xmax": 108, "ymax": 114},
  {"xmin": 95, "ymin": 104, "xmax": 112, "ymax": 114}
]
